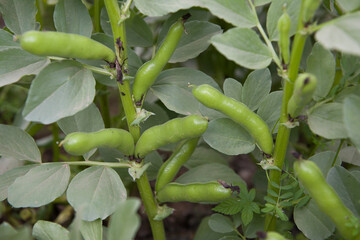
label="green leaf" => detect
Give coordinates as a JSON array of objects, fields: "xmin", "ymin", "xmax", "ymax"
[
  {"xmin": 108, "ymin": 198, "xmax": 141, "ymax": 240},
  {"xmin": 213, "ymin": 198, "xmax": 243, "ymax": 215},
  {"xmin": 169, "ymin": 21, "xmax": 222, "ymax": 63},
  {"xmin": 341, "ymin": 54, "xmax": 360, "ymax": 80},
  {"xmin": 144, "ymin": 151, "xmax": 163, "ymax": 181},
  {"xmin": 257, "ymin": 91, "xmax": 283, "ymax": 134},
  {"xmin": 23, "ymin": 60, "xmax": 96, "ymax": 124},
  {"xmin": 266, "ymin": 0, "xmax": 301, "ymax": 41},
  {"xmin": 185, "ymin": 146, "xmax": 227, "ymax": 169},
  {"xmin": 32, "ymin": 220, "xmax": 70, "ymax": 240},
  {"xmin": 306, "ymin": 43, "xmax": 336, "ymax": 100},
  {"xmin": 134, "ymin": 0, "xmax": 203, "ymax": 17},
  {"xmin": 0, "ymin": 124, "xmax": 41, "ymax": 162},
  {"xmin": 57, "ymin": 103, "xmax": 104, "ymax": 160},
  {"xmin": 0, "ymin": 48, "xmax": 49, "ymax": 87},
  {"xmin": 203, "ymin": 118, "xmax": 255, "ymax": 155},
  {"xmin": 264, "ymin": 196, "xmax": 277, "ymax": 205},
  {"xmin": 268, "ymin": 189, "xmax": 279, "ymax": 198},
  {"xmin": 0, "ymin": 222, "xmax": 32, "ymax": 240},
  {"xmin": 279, "ymin": 192, "xmax": 293, "ymax": 199},
  {"xmin": 308, "ymin": 151, "xmax": 338, "ymax": 176},
  {"xmin": 176, "ymin": 163, "xmax": 244, "ymax": 185},
  {"xmin": 241, "ymin": 68, "xmax": 272, "ymax": 111},
  {"xmin": 308, "ymin": 103, "xmax": 348, "ymax": 139},
  {"xmin": 315, "ymin": 12, "xmax": 360, "ymax": 57},
  {"xmin": 0, "ymin": 29, "xmax": 21, "ymax": 50},
  {"xmin": 140, "ymin": 103, "xmax": 169, "ymax": 131},
  {"xmin": 327, "ymin": 166, "xmax": 360, "ymax": 216},
  {"xmin": 151, "ymin": 67, "xmax": 219, "ymax": 115},
  {"xmin": 211, "ymin": 28, "xmax": 272, "ymax": 69},
  {"xmin": 200, "ymin": 0, "xmax": 256, "ymax": 28},
  {"xmin": 67, "ymin": 166, "xmax": 127, "ymax": 221},
  {"xmin": 208, "ymin": 213, "xmax": 234, "ymax": 233},
  {"xmin": 80, "ymin": 219, "xmax": 102, "ymax": 240},
  {"xmin": 53, "ymin": 0, "xmax": 92, "ymax": 37},
  {"xmin": 194, "ymin": 216, "xmax": 236, "ymax": 240},
  {"xmin": 254, "ymin": 0, "xmax": 272, "ymax": 6},
  {"xmin": 335, "ymin": 0, "xmax": 360, "ymax": 13},
  {"xmin": 344, "ymin": 95, "xmax": 360, "ymax": 152},
  {"xmin": 8, "ymin": 163, "xmax": 70, "ymax": 207},
  {"xmin": 338, "ymin": 146, "xmax": 360, "ymax": 166},
  {"xmin": 223, "ymin": 78, "xmax": 242, "ymax": 101},
  {"xmin": 0, "ymin": 165, "xmax": 36, "ymax": 201},
  {"xmin": 0, "ymin": 0, "xmax": 36, "ymax": 35},
  {"xmin": 294, "ymin": 199, "xmax": 335, "ymax": 240},
  {"xmin": 241, "ymin": 208, "xmax": 254, "ymax": 225}
]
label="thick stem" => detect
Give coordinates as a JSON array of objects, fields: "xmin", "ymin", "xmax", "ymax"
[
  {"xmin": 104, "ymin": 1, "xmax": 165, "ymax": 239},
  {"xmin": 265, "ymin": 0, "xmax": 307, "ymax": 230},
  {"xmin": 93, "ymin": 0, "xmax": 102, "ymax": 33}
]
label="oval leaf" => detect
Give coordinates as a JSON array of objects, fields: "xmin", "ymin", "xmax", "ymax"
[
  {"xmin": 134, "ymin": 0, "xmax": 203, "ymax": 17},
  {"xmin": 23, "ymin": 60, "xmax": 96, "ymax": 124},
  {"xmin": 8, "ymin": 163, "xmax": 70, "ymax": 207},
  {"xmin": 343, "ymin": 95, "xmax": 360, "ymax": 152},
  {"xmin": 208, "ymin": 213, "xmax": 234, "ymax": 233},
  {"xmin": 32, "ymin": 220, "xmax": 70, "ymax": 240},
  {"xmin": 211, "ymin": 28, "xmax": 272, "ymax": 69},
  {"xmin": 0, "ymin": 124, "xmax": 41, "ymax": 162},
  {"xmin": 223, "ymin": 78, "xmax": 242, "ymax": 101},
  {"xmin": 80, "ymin": 219, "xmax": 102, "ymax": 240},
  {"xmin": 203, "ymin": 118, "xmax": 255, "ymax": 155},
  {"xmin": 257, "ymin": 91, "xmax": 283, "ymax": 134},
  {"xmin": 67, "ymin": 166, "xmax": 127, "ymax": 221}
]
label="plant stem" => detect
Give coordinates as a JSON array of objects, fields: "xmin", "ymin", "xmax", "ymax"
[
  {"xmin": 52, "ymin": 123, "xmax": 60, "ymax": 162},
  {"xmin": 93, "ymin": 0, "xmax": 102, "ymax": 33},
  {"xmin": 104, "ymin": 1, "xmax": 165, "ymax": 239},
  {"xmin": 62, "ymin": 161, "xmax": 131, "ymax": 168},
  {"xmin": 265, "ymin": 0, "xmax": 307, "ymax": 230},
  {"xmin": 332, "ymin": 139, "xmax": 344, "ymax": 167},
  {"xmin": 97, "ymin": 84, "xmax": 112, "ymax": 128}
]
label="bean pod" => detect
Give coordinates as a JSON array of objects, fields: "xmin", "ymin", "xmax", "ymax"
[
  {"xmin": 302, "ymin": 0, "xmax": 322, "ymax": 23},
  {"xmin": 294, "ymin": 159, "xmax": 359, "ymax": 240},
  {"xmin": 192, "ymin": 84, "xmax": 273, "ymax": 155},
  {"xmin": 257, "ymin": 231, "xmax": 287, "ymax": 240},
  {"xmin": 287, "ymin": 73, "xmax": 317, "ymax": 118},
  {"xmin": 156, "ymin": 181, "xmax": 232, "ymax": 203},
  {"xmin": 61, "ymin": 128, "xmax": 134, "ymax": 156},
  {"xmin": 20, "ymin": 31, "xmax": 116, "ymax": 62},
  {"xmin": 155, "ymin": 137, "xmax": 199, "ymax": 192},
  {"xmin": 135, "ymin": 115, "xmax": 207, "ymax": 159},
  {"xmin": 277, "ymin": 9, "xmax": 291, "ymax": 64},
  {"xmin": 132, "ymin": 14, "xmax": 190, "ymax": 105}
]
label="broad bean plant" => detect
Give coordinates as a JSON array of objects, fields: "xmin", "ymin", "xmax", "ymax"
[{"xmin": 0, "ymin": 0, "xmax": 359, "ymax": 240}]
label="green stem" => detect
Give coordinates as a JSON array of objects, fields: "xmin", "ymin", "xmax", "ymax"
[
  {"xmin": 62, "ymin": 161, "xmax": 130, "ymax": 168},
  {"xmin": 332, "ymin": 139, "xmax": 344, "ymax": 167},
  {"xmin": 104, "ymin": 1, "xmax": 165, "ymax": 239},
  {"xmin": 52, "ymin": 123, "xmax": 60, "ymax": 162},
  {"xmin": 82, "ymin": 63, "xmax": 113, "ymax": 76},
  {"xmin": 265, "ymin": 0, "xmax": 307, "ymax": 230},
  {"xmin": 93, "ymin": 0, "xmax": 102, "ymax": 33},
  {"xmin": 97, "ymin": 84, "xmax": 112, "ymax": 128}
]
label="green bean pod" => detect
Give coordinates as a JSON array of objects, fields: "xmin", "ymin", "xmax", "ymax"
[
  {"xmin": 294, "ymin": 159, "xmax": 359, "ymax": 240},
  {"xmin": 134, "ymin": 115, "xmax": 208, "ymax": 159},
  {"xmin": 132, "ymin": 15, "xmax": 189, "ymax": 105},
  {"xmin": 277, "ymin": 9, "xmax": 291, "ymax": 64},
  {"xmin": 20, "ymin": 31, "xmax": 116, "ymax": 62},
  {"xmin": 61, "ymin": 128, "xmax": 134, "ymax": 156},
  {"xmin": 287, "ymin": 73, "xmax": 317, "ymax": 118},
  {"xmin": 302, "ymin": 0, "xmax": 322, "ymax": 23},
  {"xmin": 155, "ymin": 137, "xmax": 199, "ymax": 192},
  {"xmin": 257, "ymin": 231, "xmax": 287, "ymax": 240},
  {"xmin": 156, "ymin": 181, "xmax": 232, "ymax": 203},
  {"xmin": 192, "ymin": 84, "xmax": 273, "ymax": 155}
]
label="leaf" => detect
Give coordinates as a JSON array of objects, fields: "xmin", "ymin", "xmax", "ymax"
[
  {"xmin": 134, "ymin": 0, "xmax": 203, "ymax": 17},
  {"xmin": 294, "ymin": 200, "xmax": 335, "ymax": 240},
  {"xmin": 0, "ymin": 0, "xmax": 36, "ymax": 35},
  {"xmin": 0, "ymin": 222, "xmax": 32, "ymax": 240},
  {"xmin": 334, "ymin": 0, "xmax": 360, "ymax": 13},
  {"xmin": 185, "ymin": 146, "xmax": 227, "ymax": 169},
  {"xmin": 0, "ymin": 29, "xmax": 21, "ymax": 50},
  {"xmin": 315, "ymin": 12, "xmax": 360, "ymax": 57},
  {"xmin": 150, "ymin": 67, "xmax": 219, "ymax": 115},
  {"xmin": 80, "ymin": 219, "xmax": 102, "ymax": 240},
  {"xmin": 0, "ymin": 124, "xmax": 41, "ymax": 162},
  {"xmin": 257, "ymin": 91, "xmax": 283, "ymax": 134},
  {"xmin": 308, "ymin": 151, "xmax": 338, "ymax": 176},
  {"xmin": 200, "ymin": 0, "xmax": 256, "ymax": 28},
  {"xmin": 344, "ymin": 95, "xmax": 360, "ymax": 152},
  {"xmin": 306, "ymin": 43, "xmax": 336, "ymax": 100},
  {"xmin": 254, "ymin": 0, "xmax": 271, "ymax": 6},
  {"xmin": 338, "ymin": 146, "xmax": 360, "ymax": 166},
  {"xmin": 211, "ymin": 28, "xmax": 272, "ymax": 69},
  {"xmin": 8, "ymin": 163, "xmax": 70, "ymax": 207},
  {"xmin": 241, "ymin": 208, "xmax": 254, "ymax": 225},
  {"xmin": 341, "ymin": 54, "xmax": 360, "ymax": 79},
  {"xmin": 169, "ymin": 21, "xmax": 222, "ymax": 63},
  {"xmin": 0, "ymin": 48, "xmax": 49, "ymax": 87},
  {"xmin": 32, "ymin": 220, "xmax": 70, "ymax": 240},
  {"xmin": 208, "ymin": 213, "xmax": 234, "ymax": 233},
  {"xmin": 140, "ymin": 103, "xmax": 169, "ymax": 131},
  {"xmin": 213, "ymin": 198, "xmax": 243, "ymax": 215},
  {"xmin": 0, "ymin": 165, "xmax": 36, "ymax": 201},
  {"xmin": 143, "ymin": 151, "xmax": 163, "ymax": 181},
  {"xmin": 176, "ymin": 163, "xmax": 244, "ymax": 185},
  {"xmin": 23, "ymin": 60, "xmax": 96, "ymax": 124},
  {"xmin": 108, "ymin": 198, "xmax": 141, "ymax": 240},
  {"xmin": 203, "ymin": 118, "xmax": 255, "ymax": 155},
  {"xmin": 57, "ymin": 103, "xmax": 105, "ymax": 160},
  {"xmin": 53, "ymin": 0, "xmax": 92, "ymax": 37},
  {"xmin": 223, "ymin": 78, "xmax": 242, "ymax": 101},
  {"xmin": 266, "ymin": 0, "xmax": 301, "ymax": 41},
  {"xmin": 67, "ymin": 166, "xmax": 127, "ymax": 221},
  {"xmin": 327, "ymin": 166, "xmax": 360, "ymax": 216},
  {"xmin": 194, "ymin": 216, "xmax": 236, "ymax": 240},
  {"xmin": 308, "ymin": 103, "xmax": 348, "ymax": 139},
  {"xmin": 241, "ymin": 68, "xmax": 272, "ymax": 111}
]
